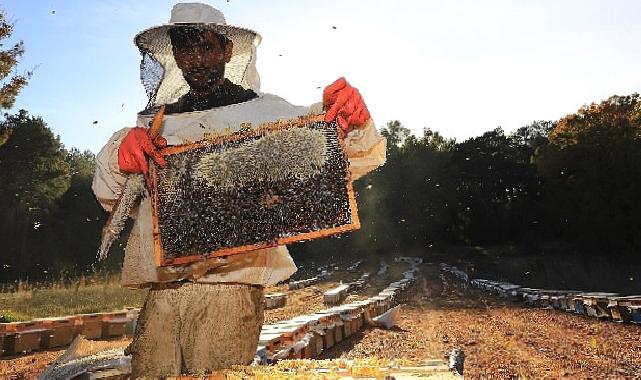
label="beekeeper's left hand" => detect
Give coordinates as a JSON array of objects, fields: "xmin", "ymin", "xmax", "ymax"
[{"xmin": 323, "ymin": 77, "xmax": 370, "ymax": 133}]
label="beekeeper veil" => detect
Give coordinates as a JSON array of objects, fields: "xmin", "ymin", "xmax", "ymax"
[{"xmin": 134, "ymin": 3, "xmax": 262, "ymax": 109}]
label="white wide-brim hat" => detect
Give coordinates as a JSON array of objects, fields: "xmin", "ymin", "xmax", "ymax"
[{"xmin": 134, "ymin": 3, "xmax": 262, "ymax": 107}]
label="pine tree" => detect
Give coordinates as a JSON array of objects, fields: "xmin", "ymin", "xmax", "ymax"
[{"xmin": 0, "ymin": 8, "xmax": 30, "ymax": 111}]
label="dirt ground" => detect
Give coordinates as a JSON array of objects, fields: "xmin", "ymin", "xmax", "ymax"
[
  {"xmin": 3, "ymin": 261, "xmax": 641, "ymax": 379},
  {"xmin": 320, "ymin": 264, "xmax": 641, "ymax": 379}
]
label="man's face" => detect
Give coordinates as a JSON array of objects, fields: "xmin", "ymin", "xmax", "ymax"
[{"xmin": 170, "ymin": 28, "xmax": 233, "ymax": 93}]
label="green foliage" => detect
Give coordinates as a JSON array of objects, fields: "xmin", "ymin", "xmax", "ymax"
[
  {"xmin": 0, "ymin": 110, "xmax": 128, "ymax": 282},
  {"xmin": 450, "ymin": 127, "xmax": 543, "ymax": 245},
  {"xmin": 380, "ymin": 120, "xmax": 412, "ymax": 152},
  {"xmin": 0, "ymin": 110, "xmax": 71, "ymax": 213},
  {"xmin": 0, "ymin": 110, "xmax": 72, "ymax": 281},
  {"xmin": 536, "ymin": 94, "xmax": 641, "ymax": 250},
  {"xmin": 0, "ymin": 9, "xmax": 31, "ymax": 110},
  {"xmin": 46, "ymin": 148, "xmax": 113, "ymax": 272}
]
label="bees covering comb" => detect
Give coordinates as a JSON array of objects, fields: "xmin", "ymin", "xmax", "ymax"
[{"xmin": 150, "ymin": 114, "xmax": 360, "ymax": 267}]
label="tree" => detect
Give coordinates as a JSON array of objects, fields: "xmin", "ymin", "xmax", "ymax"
[
  {"xmin": 450, "ymin": 128, "xmax": 543, "ymax": 245},
  {"xmin": 0, "ymin": 9, "xmax": 31, "ymax": 111},
  {"xmin": 535, "ymin": 94, "xmax": 641, "ymax": 251},
  {"xmin": 380, "ymin": 121, "xmax": 412, "ymax": 154},
  {"xmin": 511, "ymin": 120, "xmax": 555, "ymax": 149},
  {"xmin": 0, "ymin": 110, "xmax": 71, "ymax": 280},
  {"xmin": 46, "ymin": 149, "xmax": 117, "ymax": 274}
]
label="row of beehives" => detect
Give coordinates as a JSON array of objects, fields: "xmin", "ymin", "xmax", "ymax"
[
  {"xmin": 323, "ymin": 272, "xmax": 371, "ymax": 305},
  {"xmin": 287, "ymin": 270, "xmax": 331, "ymax": 291},
  {"xmin": 0, "ymin": 307, "xmax": 140, "ymax": 357},
  {"xmin": 255, "ymin": 276, "xmax": 416, "ymax": 363},
  {"xmin": 440, "ymin": 263, "xmax": 641, "ymax": 324}
]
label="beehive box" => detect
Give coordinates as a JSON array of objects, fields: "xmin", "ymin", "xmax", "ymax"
[
  {"xmin": 288, "ymin": 280, "xmax": 304, "ymax": 290},
  {"xmin": 608, "ymin": 296, "xmax": 641, "ymax": 323},
  {"xmin": 339, "ymin": 316, "xmax": 352, "ymax": 338},
  {"xmin": 372, "ymin": 295, "xmax": 390, "ymax": 315},
  {"xmin": 567, "ymin": 296, "xmax": 579, "ymax": 313},
  {"xmin": 150, "ymin": 115, "xmax": 360, "ymax": 267},
  {"xmin": 573, "ymin": 296, "xmax": 587, "ymax": 315},
  {"xmin": 322, "ymin": 326, "xmax": 335, "ymax": 349},
  {"xmin": 334, "ymin": 306, "xmax": 364, "ymax": 338},
  {"xmin": 76, "ymin": 314, "xmax": 105, "ymax": 340},
  {"xmin": 352, "ymin": 313, "xmax": 364, "ymax": 331},
  {"xmin": 514, "ymin": 287, "xmax": 537, "ymax": 302},
  {"xmin": 312, "ymin": 331, "xmax": 324, "ymax": 357},
  {"xmin": 312, "ymin": 313, "xmax": 333, "ymax": 328},
  {"xmin": 264, "ymin": 293, "xmax": 287, "ymax": 309},
  {"xmin": 258, "ymin": 332, "xmax": 282, "ymax": 352},
  {"xmin": 357, "ymin": 300, "xmax": 379, "ymax": 319},
  {"xmin": 290, "ymin": 333, "xmax": 314, "ymax": 359},
  {"xmin": 551, "ymin": 292, "xmax": 582, "ymax": 310},
  {"xmin": 4, "ymin": 328, "xmax": 49, "ymax": 355},
  {"xmin": 334, "ymin": 320, "xmax": 344, "ymax": 343},
  {"xmin": 323, "ymin": 284, "xmax": 350, "ymax": 305},
  {"xmin": 558, "ymin": 295, "xmax": 572, "ymax": 311},
  {"xmin": 630, "ymin": 306, "xmax": 641, "ymax": 324},
  {"xmin": 578, "ymin": 293, "xmax": 619, "ymax": 319},
  {"xmin": 102, "ymin": 318, "xmax": 128, "ymax": 338},
  {"xmin": 38, "ymin": 317, "xmax": 74, "ymax": 348},
  {"xmin": 496, "ymin": 283, "xmax": 521, "ymax": 300}
]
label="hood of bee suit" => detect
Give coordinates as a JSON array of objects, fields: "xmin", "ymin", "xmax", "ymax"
[{"xmin": 134, "ymin": 2, "xmax": 262, "ymax": 109}]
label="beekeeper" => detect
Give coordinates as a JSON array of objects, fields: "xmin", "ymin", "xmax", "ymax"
[{"xmin": 92, "ymin": 3, "xmax": 386, "ymax": 378}]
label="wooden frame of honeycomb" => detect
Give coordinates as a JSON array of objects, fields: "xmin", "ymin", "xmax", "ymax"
[{"xmin": 149, "ymin": 113, "xmax": 360, "ymax": 267}]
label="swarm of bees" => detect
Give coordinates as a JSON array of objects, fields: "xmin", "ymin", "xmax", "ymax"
[{"xmin": 154, "ymin": 120, "xmax": 356, "ymax": 263}]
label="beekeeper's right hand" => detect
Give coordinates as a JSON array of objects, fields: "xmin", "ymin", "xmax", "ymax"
[{"xmin": 118, "ymin": 127, "xmax": 168, "ymax": 189}]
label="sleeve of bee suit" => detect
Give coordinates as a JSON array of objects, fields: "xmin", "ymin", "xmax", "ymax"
[
  {"xmin": 309, "ymin": 102, "xmax": 387, "ymax": 181},
  {"xmin": 92, "ymin": 127, "xmax": 132, "ymax": 212}
]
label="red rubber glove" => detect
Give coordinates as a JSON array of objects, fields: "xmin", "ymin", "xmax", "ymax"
[
  {"xmin": 118, "ymin": 127, "xmax": 168, "ymax": 190},
  {"xmin": 323, "ymin": 77, "xmax": 371, "ymax": 133}
]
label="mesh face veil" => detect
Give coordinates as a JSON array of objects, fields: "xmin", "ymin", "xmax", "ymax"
[{"xmin": 134, "ymin": 4, "xmax": 262, "ymax": 110}]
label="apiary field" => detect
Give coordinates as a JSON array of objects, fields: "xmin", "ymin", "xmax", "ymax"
[{"xmin": 2, "ymin": 259, "xmax": 641, "ymax": 378}]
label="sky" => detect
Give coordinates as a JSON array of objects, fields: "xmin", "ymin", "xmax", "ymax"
[{"xmin": 3, "ymin": 0, "xmax": 641, "ymax": 153}]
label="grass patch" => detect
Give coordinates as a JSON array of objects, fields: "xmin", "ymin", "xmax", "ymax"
[{"xmin": 0, "ymin": 274, "xmax": 147, "ymax": 321}]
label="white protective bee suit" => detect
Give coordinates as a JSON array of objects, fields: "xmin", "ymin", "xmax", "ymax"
[{"xmin": 91, "ymin": 3, "xmax": 386, "ymax": 377}]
